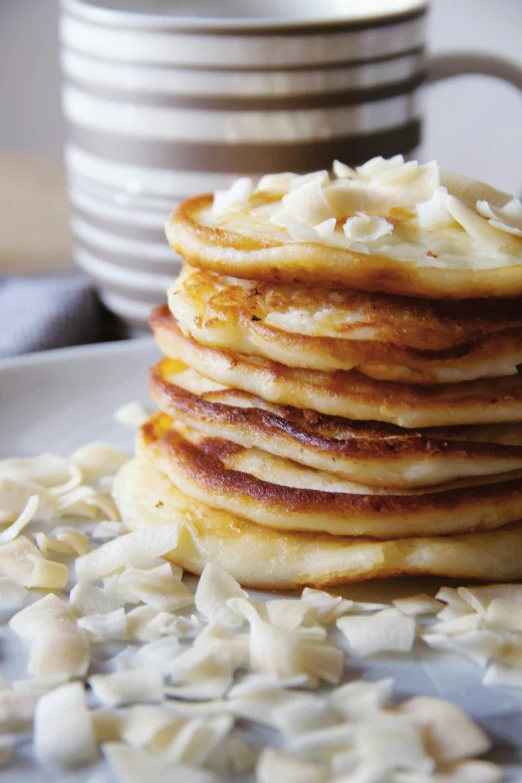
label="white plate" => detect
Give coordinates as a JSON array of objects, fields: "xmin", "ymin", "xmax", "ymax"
[{"xmin": 1, "ymin": 339, "xmax": 522, "ymax": 781}]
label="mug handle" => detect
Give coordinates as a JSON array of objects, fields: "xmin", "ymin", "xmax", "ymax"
[{"xmin": 427, "ymin": 51, "xmax": 522, "ymax": 90}]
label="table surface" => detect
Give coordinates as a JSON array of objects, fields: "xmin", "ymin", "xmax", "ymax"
[{"xmin": 0, "ymin": 151, "xmax": 73, "ymax": 275}]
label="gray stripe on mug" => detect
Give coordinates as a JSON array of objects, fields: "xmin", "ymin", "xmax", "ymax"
[
  {"xmin": 71, "ymin": 203, "xmax": 168, "ymax": 244},
  {"xmin": 63, "ymin": 5, "xmax": 427, "ymax": 36},
  {"xmin": 67, "ymin": 121, "xmax": 422, "ymax": 174},
  {"xmin": 64, "ymin": 71, "xmax": 425, "ymax": 110}
]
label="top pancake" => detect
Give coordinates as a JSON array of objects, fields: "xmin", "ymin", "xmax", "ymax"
[{"xmin": 166, "ymin": 160, "xmax": 522, "ymax": 299}]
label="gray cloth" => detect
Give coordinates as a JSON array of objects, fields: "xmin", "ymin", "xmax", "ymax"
[{"xmin": 0, "ymin": 274, "xmax": 127, "ymax": 360}]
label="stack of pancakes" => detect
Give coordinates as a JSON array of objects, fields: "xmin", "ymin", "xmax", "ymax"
[{"xmin": 114, "ymin": 158, "xmax": 522, "ymax": 589}]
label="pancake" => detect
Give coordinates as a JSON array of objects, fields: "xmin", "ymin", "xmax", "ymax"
[
  {"xmin": 151, "ymin": 306, "xmax": 522, "ymax": 429},
  {"xmin": 170, "ymin": 265, "xmax": 522, "ymax": 382},
  {"xmin": 113, "ymin": 457, "xmax": 522, "ymax": 589},
  {"xmin": 150, "ymin": 358, "xmax": 522, "ymax": 489},
  {"xmin": 136, "ymin": 412, "xmax": 522, "ymax": 539},
  {"xmin": 166, "ymin": 190, "xmax": 522, "ymax": 299}
]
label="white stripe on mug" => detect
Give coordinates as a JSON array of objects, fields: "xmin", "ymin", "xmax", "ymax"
[
  {"xmin": 60, "ymin": 14, "xmax": 426, "ymax": 68},
  {"xmin": 63, "ymin": 85, "xmax": 420, "ymax": 142},
  {"xmin": 61, "ymin": 49, "xmax": 426, "ymax": 97},
  {"xmin": 71, "ymin": 216, "xmax": 174, "ymax": 262}
]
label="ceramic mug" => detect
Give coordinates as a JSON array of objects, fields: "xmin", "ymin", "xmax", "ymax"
[{"xmin": 60, "ymin": 0, "xmax": 522, "ymax": 329}]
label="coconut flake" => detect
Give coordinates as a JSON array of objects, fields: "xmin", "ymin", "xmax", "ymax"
[
  {"xmin": 70, "ymin": 443, "xmax": 129, "ymax": 483},
  {"xmin": 78, "ymin": 608, "xmax": 128, "ymax": 641},
  {"xmin": 34, "ymin": 681, "xmax": 97, "ymax": 768},
  {"xmin": 439, "ymin": 169, "xmax": 513, "ymax": 208},
  {"xmin": 485, "ymin": 598, "xmax": 522, "ymax": 631},
  {"xmin": 273, "ymin": 696, "xmax": 338, "ymax": 737},
  {"xmin": 10, "ymin": 594, "xmax": 90, "ymax": 678},
  {"xmin": 256, "ymin": 172, "xmax": 296, "ymax": 194},
  {"xmin": 416, "ymin": 188, "xmax": 454, "ymax": 230},
  {"xmin": 114, "ymin": 402, "xmax": 152, "ymax": 428},
  {"xmin": 0, "ymin": 477, "xmax": 57, "ymax": 524},
  {"xmin": 343, "ymin": 213, "xmax": 393, "ymax": 243},
  {"xmin": 92, "ymin": 521, "xmax": 124, "ymax": 540},
  {"xmin": 256, "ymin": 748, "xmax": 328, "ymax": 783},
  {"xmin": 0, "ymin": 495, "xmax": 38, "ymax": 544},
  {"xmin": 0, "ymin": 690, "xmax": 40, "ymax": 730},
  {"xmin": 103, "ymin": 743, "xmax": 220, "ymax": 783},
  {"xmin": 36, "ymin": 528, "xmax": 89, "ymax": 557},
  {"xmin": 229, "ymin": 598, "xmax": 343, "ymax": 684},
  {"xmin": 134, "ymin": 637, "xmax": 181, "ymax": 673},
  {"xmin": 118, "ymin": 563, "xmax": 193, "ymax": 612},
  {"xmin": 213, "ymin": 177, "xmax": 253, "ymax": 216},
  {"xmin": 436, "ymin": 587, "xmax": 471, "ymax": 612},
  {"xmin": 286, "ymin": 219, "xmax": 321, "ymax": 243},
  {"xmin": 328, "ymin": 678, "xmax": 394, "ymax": 719},
  {"xmin": 193, "ymin": 623, "xmax": 249, "ymax": 670},
  {"xmin": 70, "ymin": 581, "xmax": 127, "ymax": 617},
  {"xmin": 147, "ymin": 612, "xmax": 203, "ymax": 640},
  {"xmin": 337, "ymin": 608, "xmax": 416, "ymax": 657},
  {"xmin": 120, "ymin": 704, "xmax": 178, "ymax": 748},
  {"xmin": 76, "ymin": 524, "xmax": 181, "ymax": 580},
  {"xmin": 432, "ymin": 613, "xmax": 481, "ymax": 636},
  {"xmin": 164, "ymin": 648, "xmax": 234, "ymax": 701},
  {"xmin": 393, "ymin": 594, "xmax": 443, "ymax": 616},
  {"xmin": 0, "ymin": 575, "xmax": 28, "ymax": 601},
  {"xmin": 301, "ymin": 588, "xmax": 354, "ymax": 624},
  {"xmin": 333, "ymin": 160, "xmax": 356, "ymax": 179},
  {"xmin": 162, "ymin": 713, "xmax": 234, "ymax": 766},
  {"xmin": 399, "ymin": 696, "xmax": 491, "ymax": 765},
  {"xmin": 194, "ymin": 563, "xmax": 247, "ymax": 626},
  {"xmin": 457, "ymin": 584, "xmax": 522, "ymax": 616},
  {"xmin": 282, "ymin": 175, "xmax": 334, "ymax": 227},
  {"xmin": 349, "ymin": 711, "xmax": 434, "ymax": 781},
  {"xmin": 483, "ymin": 662, "xmax": 522, "ymax": 689},
  {"xmin": 266, "ymin": 599, "xmax": 318, "ymax": 630},
  {"xmin": 126, "ymin": 606, "xmax": 163, "ymax": 642},
  {"xmin": 89, "ymin": 669, "xmax": 163, "ymax": 707},
  {"xmin": 443, "ymin": 194, "xmax": 509, "ymax": 251},
  {"xmin": 0, "ymin": 454, "xmax": 71, "ymax": 488},
  {"xmin": 314, "ymin": 217, "xmax": 337, "ymax": 240},
  {"xmin": 285, "ymin": 722, "xmax": 355, "ymax": 764}
]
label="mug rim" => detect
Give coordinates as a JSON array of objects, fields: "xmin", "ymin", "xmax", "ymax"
[{"xmin": 62, "ymin": 0, "xmax": 428, "ymax": 32}]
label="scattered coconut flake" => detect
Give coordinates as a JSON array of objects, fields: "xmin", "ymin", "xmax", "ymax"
[
  {"xmin": 0, "ymin": 690, "xmax": 40, "ymax": 730},
  {"xmin": 118, "ymin": 563, "xmax": 193, "ymax": 612},
  {"xmin": 49, "ymin": 464, "xmax": 84, "ymax": 496},
  {"xmin": 114, "ymin": 402, "xmax": 152, "ymax": 428},
  {"xmin": 485, "ymin": 598, "xmax": 522, "ymax": 631},
  {"xmin": 229, "ymin": 597, "xmax": 343, "ymax": 684},
  {"xmin": 36, "ymin": 529, "xmax": 89, "ymax": 557},
  {"xmin": 195, "ymin": 563, "xmax": 247, "ymax": 626},
  {"xmin": 92, "ymin": 521, "xmax": 124, "ymax": 540},
  {"xmin": 289, "ymin": 170, "xmax": 330, "ymax": 190},
  {"xmin": 227, "ymin": 673, "xmax": 310, "ymax": 700},
  {"xmin": 301, "ymin": 588, "xmax": 354, "ymax": 624},
  {"xmin": 76, "ymin": 524, "xmax": 181, "ymax": 580},
  {"xmin": 399, "ymin": 696, "xmax": 491, "ymax": 765},
  {"xmin": 225, "ymin": 734, "xmax": 259, "ymax": 773},
  {"xmin": 439, "ymin": 168, "xmax": 513, "ymax": 209},
  {"xmin": 443, "ymin": 193, "xmax": 508, "ymax": 251},
  {"xmin": 349, "ymin": 712, "xmax": 434, "ymax": 781},
  {"xmin": 193, "ymin": 623, "xmax": 249, "ymax": 669},
  {"xmin": 436, "ymin": 587, "xmax": 471, "ymax": 611},
  {"xmin": 213, "ymin": 177, "xmax": 253, "ymax": 217},
  {"xmin": 266, "ymin": 599, "xmax": 317, "ymax": 631},
  {"xmin": 393, "ymin": 594, "xmax": 443, "ymax": 616},
  {"xmin": 256, "ymin": 172, "xmax": 296, "ymax": 194},
  {"xmin": 256, "ymin": 747, "xmax": 328, "ymax": 783},
  {"xmin": 120, "ymin": 704, "xmax": 178, "ymax": 748},
  {"xmin": 431, "ymin": 759, "xmax": 504, "ymax": 783},
  {"xmin": 34, "ymin": 681, "xmax": 97, "ymax": 768},
  {"xmin": 285, "ymin": 722, "xmax": 355, "ymax": 764},
  {"xmin": 0, "ymin": 454, "xmax": 71, "ymax": 488},
  {"xmin": 432, "ymin": 613, "xmax": 481, "ymax": 636},
  {"xmin": 336, "ymin": 608, "xmax": 416, "ymax": 657},
  {"xmin": 91, "ymin": 709, "xmax": 122, "ymax": 744},
  {"xmin": 0, "ymin": 495, "xmax": 38, "ymax": 544},
  {"xmin": 134, "ymin": 636, "xmax": 181, "ymax": 673},
  {"xmin": 89, "ymin": 669, "xmax": 163, "ymax": 708},
  {"xmin": 333, "ymin": 160, "xmax": 356, "ymax": 179},
  {"xmin": 483, "ymin": 662, "xmax": 522, "ymax": 690},
  {"xmin": 478, "ymin": 196, "xmax": 522, "ymax": 236},
  {"xmin": 457, "ymin": 584, "xmax": 522, "ymax": 616},
  {"xmin": 228, "ymin": 688, "xmax": 311, "ymax": 729},
  {"xmin": 165, "ymin": 648, "xmax": 234, "ymax": 701},
  {"xmin": 273, "ymin": 696, "xmax": 338, "ymax": 737},
  {"xmin": 78, "ymin": 608, "xmax": 128, "ymax": 641},
  {"xmin": 147, "ymin": 612, "xmax": 203, "ymax": 640},
  {"xmin": 103, "ymin": 742, "xmax": 220, "ymax": 783},
  {"xmin": 0, "ymin": 476, "xmax": 57, "ymax": 524},
  {"xmin": 12, "ymin": 675, "xmax": 69, "ymax": 693},
  {"xmin": 10, "ymin": 594, "xmax": 90, "ymax": 678},
  {"xmin": 357, "ymin": 155, "xmax": 405, "ymax": 178},
  {"xmin": 126, "ymin": 606, "xmax": 163, "ymax": 642},
  {"xmin": 282, "ymin": 175, "xmax": 333, "ymax": 227},
  {"xmin": 328, "ymin": 678, "xmax": 394, "ymax": 719},
  {"xmin": 70, "ymin": 581, "xmax": 127, "ymax": 617},
  {"xmin": 70, "ymin": 443, "xmax": 129, "ymax": 483},
  {"xmin": 0, "ymin": 576, "xmax": 28, "ymax": 601},
  {"xmin": 162, "ymin": 713, "xmax": 234, "ymax": 766}
]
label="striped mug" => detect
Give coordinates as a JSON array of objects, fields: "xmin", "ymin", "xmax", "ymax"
[{"xmin": 60, "ymin": 0, "xmax": 522, "ymax": 329}]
